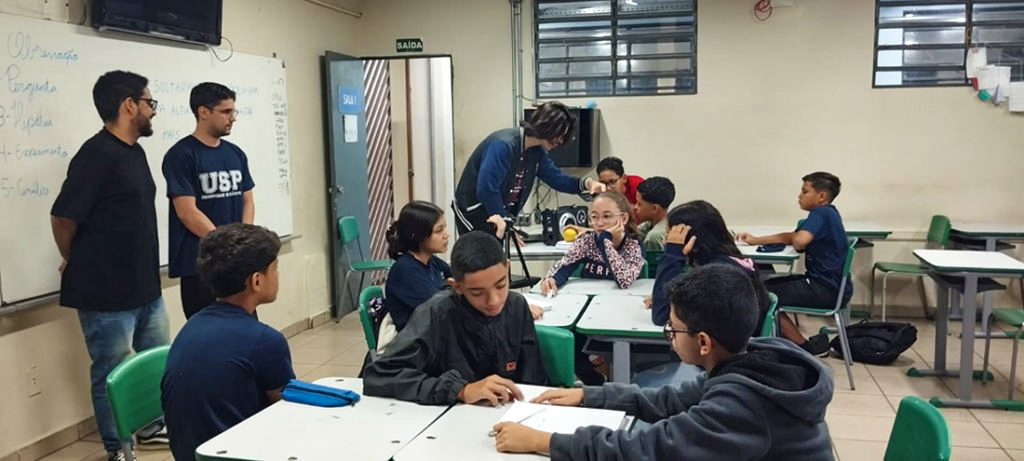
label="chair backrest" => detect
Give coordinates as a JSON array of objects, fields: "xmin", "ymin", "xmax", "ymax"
[
  {"xmin": 338, "ymin": 216, "xmax": 361, "ymax": 245},
  {"xmin": 106, "ymin": 345, "xmax": 170, "ymax": 441},
  {"xmin": 759, "ymin": 292, "xmax": 779, "ymax": 337},
  {"xmin": 358, "ymin": 285, "xmax": 383, "ymax": 350},
  {"xmin": 884, "ymin": 396, "xmax": 951, "ymax": 461},
  {"xmin": 926, "ymin": 215, "xmax": 952, "ymax": 248},
  {"xmin": 535, "ymin": 325, "xmax": 575, "ymax": 387},
  {"xmin": 833, "ymin": 237, "xmax": 859, "ymax": 311},
  {"xmin": 644, "ymin": 249, "xmax": 664, "ymax": 279}
]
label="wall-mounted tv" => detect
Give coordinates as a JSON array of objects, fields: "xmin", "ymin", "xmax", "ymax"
[{"xmin": 91, "ymin": 0, "xmax": 223, "ymax": 46}]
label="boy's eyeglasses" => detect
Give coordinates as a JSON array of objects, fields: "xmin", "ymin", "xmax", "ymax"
[
  {"xmin": 663, "ymin": 323, "xmax": 697, "ymax": 342},
  {"xmin": 599, "ymin": 176, "xmax": 621, "ymax": 187}
]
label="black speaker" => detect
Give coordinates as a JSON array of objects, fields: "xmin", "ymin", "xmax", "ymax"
[
  {"xmin": 523, "ymin": 108, "xmax": 600, "ymax": 168},
  {"xmin": 541, "ymin": 206, "xmax": 589, "ymax": 246}
]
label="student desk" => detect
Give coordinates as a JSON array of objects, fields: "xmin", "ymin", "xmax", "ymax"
[
  {"xmin": 194, "ymin": 377, "xmax": 449, "ymax": 461},
  {"xmin": 392, "ymin": 384, "xmax": 553, "ymax": 461},
  {"xmin": 518, "ymin": 241, "xmax": 567, "ymax": 261},
  {"xmin": 736, "ymin": 242, "xmax": 801, "ymax": 272},
  {"xmin": 575, "ymin": 295, "xmax": 665, "ymax": 383},
  {"xmin": 530, "ymin": 278, "xmax": 656, "ymax": 297},
  {"xmin": 950, "ymin": 222, "xmax": 1024, "ymax": 252},
  {"xmin": 526, "ymin": 294, "xmax": 590, "ymax": 328},
  {"xmin": 910, "ymin": 250, "xmax": 1024, "ymax": 410}
]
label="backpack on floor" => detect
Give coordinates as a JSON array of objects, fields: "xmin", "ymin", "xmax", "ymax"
[{"xmin": 829, "ymin": 321, "xmax": 917, "ymax": 365}]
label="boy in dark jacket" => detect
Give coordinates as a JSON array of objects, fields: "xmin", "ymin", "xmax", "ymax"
[
  {"xmin": 492, "ymin": 264, "xmax": 834, "ymax": 460},
  {"xmin": 363, "ymin": 231, "xmax": 549, "ymax": 405}
]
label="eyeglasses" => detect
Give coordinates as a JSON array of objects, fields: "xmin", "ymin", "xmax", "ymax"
[
  {"xmin": 589, "ymin": 212, "xmax": 626, "ymax": 223},
  {"xmin": 599, "ymin": 176, "xmax": 622, "ymax": 187},
  {"xmin": 663, "ymin": 323, "xmax": 696, "ymax": 342},
  {"xmin": 134, "ymin": 97, "xmax": 158, "ymax": 111}
]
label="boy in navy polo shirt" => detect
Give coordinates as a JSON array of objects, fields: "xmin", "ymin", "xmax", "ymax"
[
  {"xmin": 735, "ymin": 172, "xmax": 850, "ymax": 355},
  {"xmin": 162, "ymin": 82, "xmax": 255, "ymax": 318},
  {"xmin": 161, "ymin": 223, "xmax": 294, "ymax": 461}
]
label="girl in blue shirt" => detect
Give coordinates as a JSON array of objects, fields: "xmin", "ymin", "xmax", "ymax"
[{"xmin": 384, "ymin": 201, "xmax": 452, "ymax": 331}]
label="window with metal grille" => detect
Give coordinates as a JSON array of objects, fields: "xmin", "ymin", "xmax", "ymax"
[
  {"xmin": 874, "ymin": 1, "xmax": 1024, "ymax": 87},
  {"xmin": 534, "ymin": 0, "xmax": 697, "ymax": 97}
]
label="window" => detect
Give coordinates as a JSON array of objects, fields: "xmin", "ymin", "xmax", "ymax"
[
  {"xmin": 874, "ymin": 1, "xmax": 1024, "ymax": 87},
  {"xmin": 535, "ymin": 0, "xmax": 697, "ymax": 97}
]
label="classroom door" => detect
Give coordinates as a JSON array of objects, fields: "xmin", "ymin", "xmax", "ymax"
[{"xmin": 324, "ymin": 52, "xmax": 374, "ymax": 318}]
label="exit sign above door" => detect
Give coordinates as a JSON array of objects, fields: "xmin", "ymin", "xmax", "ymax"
[{"xmin": 396, "ymin": 38, "xmax": 423, "ymax": 53}]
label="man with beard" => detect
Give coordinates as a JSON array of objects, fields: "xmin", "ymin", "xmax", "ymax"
[
  {"xmin": 162, "ymin": 82, "xmax": 255, "ymax": 318},
  {"xmin": 50, "ymin": 70, "xmax": 169, "ymax": 461}
]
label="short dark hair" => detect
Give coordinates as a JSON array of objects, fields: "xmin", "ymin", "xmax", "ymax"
[
  {"xmin": 521, "ymin": 101, "xmax": 576, "ymax": 143},
  {"xmin": 450, "ymin": 231, "xmax": 506, "ymax": 280},
  {"xmin": 386, "ymin": 200, "xmax": 444, "ymax": 259},
  {"xmin": 92, "ymin": 71, "xmax": 148, "ymax": 123},
  {"xmin": 190, "ymin": 82, "xmax": 236, "ymax": 119},
  {"xmin": 667, "ymin": 264, "xmax": 758, "ymax": 354},
  {"xmin": 636, "ymin": 177, "xmax": 675, "ymax": 209},
  {"xmin": 596, "ymin": 156, "xmax": 624, "ymax": 177},
  {"xmin": 198, "ymin": 223, "xmax": 281, "ymax": 297},
  {"xmin": 802, "ymin": 171, "xmax": 841, "ymax": 202}
]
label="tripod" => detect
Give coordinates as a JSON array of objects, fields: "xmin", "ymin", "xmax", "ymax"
[{"xmin": 504, "ymin": 223, "xmax": 540, "ymax": 289}]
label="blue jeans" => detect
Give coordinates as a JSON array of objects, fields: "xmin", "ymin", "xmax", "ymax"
[{"xmin": 77, "ymin": 297, "xmax": 169, "ymax": 453}]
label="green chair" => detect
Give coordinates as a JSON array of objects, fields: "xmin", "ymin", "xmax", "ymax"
[
  {"xmin": 759, "ymin": 292, "xmax": 779, "ymax": 338},
  {"xmin": 338, "ymin": 216, "xmax": 392, "ymax": 314},
  {"xmin": 870, "ymin": 215, "xmax": 951, "ymax": 321},
  {"xmin": 535, "ymin": 325, "xmax": 576, "ymax": 387},
  {"xmin": 982, "ymin": 308, "xmax": 1024, "ymax": 401},
  {"xmin": 358, "ymin": 285, "xmax": 383, "ymax": 360},
  {"xmin": 106, "ymin": 345, "xmax": 170, "ymax": 461},
  {"xmin": 883, "ymin": 396, "xmax": 951, "ymax": 461},
  {"xmin": 778, "ymin": 237, "xmax": 858, "ymax": 390},
  {"xmin": 644, "ymin": 249, "xmax": 664, "ymax": 279}
]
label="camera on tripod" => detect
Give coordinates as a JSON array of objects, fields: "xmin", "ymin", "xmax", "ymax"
[{"xmin": 540, "ymin": 206, "xmax": 589, "ymax": 246}]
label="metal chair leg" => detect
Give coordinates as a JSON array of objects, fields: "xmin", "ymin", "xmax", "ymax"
[
  {"xmin": 869, "ymin": 267, "xmax": 877, "ymax": 312},
  {"xmin": 881, "ymin": 272, "xmax": 891, "ymax": 322},
  {"xmin": 834, "ymin": 311, "xmax": 855, "ymax": 390},
  {"xmin": 983, "ymin": 314, "xmax": 993, "ymax": 384},
  {"xmin": 1010, "ymin": 326, "xmax": 1022, "ymax": 401},
  {"xmin": 342, "ymin": 271, "xmax": 354, "ymax": 313}
]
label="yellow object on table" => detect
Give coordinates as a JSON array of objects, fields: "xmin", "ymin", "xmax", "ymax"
[{"xmin": 563, "ymin": 227, "xmax": 577, "ymax": 242}]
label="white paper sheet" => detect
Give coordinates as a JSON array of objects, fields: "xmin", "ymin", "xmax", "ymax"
[
  {"xmin": 522, "ymin": 295, "xmax": 554, "ymax": 312},
  {"xmin": 975, "ymin": 65, "xmax": 999, "ymax": 91},
  {"xmin": 497, "ymin": 401, "xmax": 627, "ymax": 434},
  {"xmin": 967, "ymin": 47, "xmax": 987, "ymax": 78},
  {"xmin": 993, "ymin": 66, "xmax": 1012, "ymax": 104},
  {"xmin": 343, "ymin": 114, "xmax": 358, "ymax": 143},
  {"xmin": 1009, "ymin": 82, "xmax": 1024, "ymax": 112}
]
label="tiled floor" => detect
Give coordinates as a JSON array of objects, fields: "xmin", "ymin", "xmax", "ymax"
[{"xmin": 37, "ymin": 311, "xmax": 1024, "ymax": 461}]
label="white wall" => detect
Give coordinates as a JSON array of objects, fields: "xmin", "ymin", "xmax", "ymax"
[
  {"xmin": 0, "ymin": 0, "xmax": 357, "ymax": 455},
  {"xmin": 357, "ymin": 0, "xmax": 1024, "ymax": 309}
]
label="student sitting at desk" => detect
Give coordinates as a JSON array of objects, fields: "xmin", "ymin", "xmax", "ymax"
[
  {"xmin": 735, "ymin": 171, "xmax": 850, "ymax": 356},
  {"xmin": 539, "ymin": 191, "xmax": 645, "ymax": 295},
  {"xmin": 649, "ymin": 200, "xmax": 770, "ymax": 337},
  {"xmin": 363, "ymin": 231, "xmax": 549, "ymax": 406},
  {"xmin": 492, "ymin": 264, "xmax": 835, "ymax": 460},
  {"xmin": 161, "ymin": 224, "xmax": 295, "ymax": 461},
  {"xmin": 383, "ymin": 201, "xmax": 452, "ymax": 333},
  {"xmin": 634, "ymin": 176, "xmax": 675, "ymax": 251}
]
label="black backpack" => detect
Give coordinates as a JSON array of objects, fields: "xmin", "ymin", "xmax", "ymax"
[{"xmin": 829, "ymin": 321, "xmax": 917, "ymax": 365}]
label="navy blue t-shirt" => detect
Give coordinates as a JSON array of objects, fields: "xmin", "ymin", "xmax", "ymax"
[
  {"xmin": 162, "ymin": 136, "xmax": 254, "ymax": 277},
  {"xmin": 798, "ymin": 204, "xmax": 852, "ymax": 302},
  {"xmin": 161, "ymin": 302, "xmax": 294, "ymax": 461},
  {"xmin": 385, "ymin": 253, "xmax": 452, "ymax": 331}
]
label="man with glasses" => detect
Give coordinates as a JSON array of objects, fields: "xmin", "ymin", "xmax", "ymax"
[
  {"xmin": 51, "ymin": 71, "xmax": 169, "ymax": 461},
  {"xmin": 162, "ymin": 82, "xmax": 255, "ymax": 318},
  {"xmin": 453, "ymin": 101, "xmax": 605, "ymax": 239}
]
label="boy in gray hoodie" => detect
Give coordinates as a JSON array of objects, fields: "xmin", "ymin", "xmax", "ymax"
[{"xmin": 491, "ymin": 263, "xmax": 835, "ymax": 460}]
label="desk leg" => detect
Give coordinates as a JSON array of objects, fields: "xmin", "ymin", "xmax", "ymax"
[
  {"xmin": 908, "ymin": 282, "xmax": 952, "ymax": 377},
  {"xmin": 986, "ymin": 238, "xmax": 996, "ymax": 252},
  {"xmin": 612, "ymin": 341, "xmax": 630, "ymax": 384}
]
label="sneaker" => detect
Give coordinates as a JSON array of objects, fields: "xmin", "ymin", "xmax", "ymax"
[
  {"xmin": 800, "ymin": 333, "xmax": 831, "ymax": 356},
  {"xmin": 136, "ymin": 425, "xmax": 169, "ymax": 446},
  {"xmin": 107, "ymin": 450, "xmax": 132, "ymax": 461}
]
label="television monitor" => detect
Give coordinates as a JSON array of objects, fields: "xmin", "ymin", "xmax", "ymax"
[{"xmin": 92, "ymin": 0, "xmax": 223, "ymax": 46}]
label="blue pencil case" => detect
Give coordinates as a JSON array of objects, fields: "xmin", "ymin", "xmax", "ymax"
[
  {"xmin": 756, "ymin": 243, "xmax": 786, "ymax": 253},
  {"xmin": 281, "ymin": 379, "xmax": 361, "ymax": 407}
]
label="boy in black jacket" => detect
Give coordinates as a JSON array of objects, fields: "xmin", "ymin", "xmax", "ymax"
[{"xmin": 363, "ymin": 231, "xmax": 549, "ymax": 405}]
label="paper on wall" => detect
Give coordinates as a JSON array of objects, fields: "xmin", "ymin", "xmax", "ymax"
[
  {"xmin": 975, "ymin": 66, "xmax": 998, "ymax": 91},
  {"xmin": 966, "ymin": 47, "xmax": 987, "ymax": 78},
  {"xmin": 993, "ymin": 66, "xmax": 1012, "ymax": 104},
  {"xmin": 1009, "ymin": 82, "xmax": 1024, "ymax": 112}
]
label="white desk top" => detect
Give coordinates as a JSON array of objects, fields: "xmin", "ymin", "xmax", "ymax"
[
  {"xmin": 392, "ymin": 385, "xmax": 554, "ymax": 461},
  {"xmin": 950, "ymin": 222, "xmax": 1024, "ymax": 237},
  {"xmin": 735, "ymin": 242, "xmax": 801, "ymax": 261},
  {"xmin": 530, "ymin": 278, "xmax": 656, "ymax": 297},
  {"xmin": 914, "ymin": 249, "xmax": 1024, "ymax": 274},
  {"xmin": 195, "ymin": 377, "xmax": 448, "ymax": 461},
  {"xmin": 737, "ymin": 222, "xmax": 891, "ymax": 239},
  {"xmin": 519, "ymin": 241, "xmax": 567, "ymax": 258},
  {"xmin": 522, "ymin": 293, "xmax": 589, "ymax": 328},
  {"xmin": 574, "ymin": 295, "xmax": 663, "ymax": 338}
]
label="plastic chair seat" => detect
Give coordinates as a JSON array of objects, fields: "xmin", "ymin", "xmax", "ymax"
[
  {"xmin": 353, "ymin": 259, "xmax": 393, "ymax": 271},
  {"xmin": 992, "ymin": 308, "xmax": 1024, "ymax": 328},
  {"xmin": 873, "ymin": 261, "xmax": 927, "ymax": 275}
]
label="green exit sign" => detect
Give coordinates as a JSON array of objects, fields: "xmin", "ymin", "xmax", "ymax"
[{"xmin": 396, "ymin": 38, "xmax": 423, "ymax": 53}]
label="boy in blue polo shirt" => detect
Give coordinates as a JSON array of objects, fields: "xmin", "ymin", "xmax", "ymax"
[
  {"xmin": 161, "ymin": 223, "xmax": 294, "ymax": 460},
  {"xmin": 735, "ymin": 171, "xmax": 850, "ymax": 355}
]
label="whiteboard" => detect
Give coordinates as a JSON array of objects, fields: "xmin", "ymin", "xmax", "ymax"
[{"xmin": 0, "ymin": 13, "xmax": 293, "ymax": 305}]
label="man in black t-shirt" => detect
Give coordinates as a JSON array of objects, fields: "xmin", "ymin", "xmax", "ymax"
[
  {"xmin": 162, "ymin": 82, "xmax": 255, "ymax": 318},
  {"xmin": 50, "ymin": 71, "xmax": 169, "ymax": 461}
]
